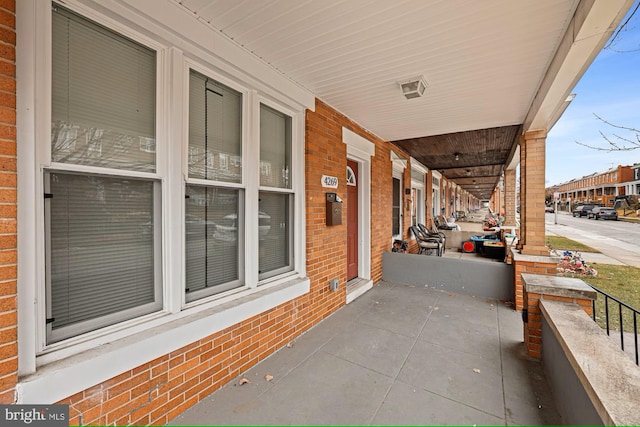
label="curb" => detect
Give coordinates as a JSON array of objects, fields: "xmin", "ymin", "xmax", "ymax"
[{"xmin": 619, "ymin": 217, "xmax": 640, "ymax": 224}]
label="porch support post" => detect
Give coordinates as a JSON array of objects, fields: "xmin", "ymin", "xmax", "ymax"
[
  {"xmin": 519, "ymin": 130, "xmax": 549, "ymax": 256},
  {"xmin": 426, "ymin": 170, "xmax": 434, "ymax": 227},
  {"xmin": 516, "ymin": 134, "xmax": 526, "ymax": 251},
  {"xmin": 504, "ymin": 168, "xmax": 517, "ymax": 226}
]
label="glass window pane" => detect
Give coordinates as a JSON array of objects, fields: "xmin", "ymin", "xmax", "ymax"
[
  {"xmin": 51, "ymin": 5, "xmax": 156, "ymax": 172},
  {"xmin": 189, "ymin": 70, "xmax": 242, "ymax": 183},
  {"xmin": 185, "ymin": 185, "xmax": 242, "ymax": 301},
  {"xmin": 48, "ymin": 173, "xmax": 159, "ymax": 343},
  {"xmin": 260, "ymin": 104, "xmax": 291, "ymax": 188},
  {"xmin": 259, "ymin": 192, "xmax": 292, "ymax": 278},
  {"xmin": 392, "ymin": 177, "xmax": 400, "ymax": 236}
]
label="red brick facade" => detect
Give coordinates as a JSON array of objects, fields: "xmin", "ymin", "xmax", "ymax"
[
  {"xmin": 5, "ymin": 65, "xmax": 408, "ymax": 421},
  {"xmin": 0, "ymin": 0, "xmax": 16, "ymax": 406},
  {"xmin": 51, "ymin": 99, "xmax": 407, "ymax": 426}
]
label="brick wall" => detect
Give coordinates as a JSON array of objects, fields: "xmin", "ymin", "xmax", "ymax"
[
  {"xmin": 16, "ymin": 98, "xmax": 397, "ymax": 424},
  {"xmin": 306, "ymin": 98, "xmax": 395, "ymax": 279},
  {"xmin": 504, "ymin": 169, "xmax": 516, "ymax": 226},
  {"xmin": 57, "ymin": 303, "xmax": 326, "ymax": 425},
  {"xmin": 523, "ymin": 290, "xmax": 593, "ymax": 359},
  {"xmin": 0, "ymin": 0, "xmax": 16, "ymax": 405},
  {"xmin": 512, "ymin": 255, "xmax": 557, "ymax": 311}
]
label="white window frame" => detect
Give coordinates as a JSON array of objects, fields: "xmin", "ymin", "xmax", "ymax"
[
  {"xmin": 410, "ymin": 158, "xmax": 427, "ymax": 228},
  {"xmin": 256, "ymin": 96, "xmax": 299, "ymax": 281},
  {"xmin": 391, "ymin": 151, "xmax": 407, "ymax": 242},
  {"xmin": 17, "ymin": 0, "xmax": 309, "ymax": 404},
  {"xmin": 432, "ymin": 170, "xmax": 442, "ymax": 218}
]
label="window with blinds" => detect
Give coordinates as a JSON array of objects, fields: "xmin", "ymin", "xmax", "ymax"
[
  {"xmin": 259, "ymin": 104, "xmax": 293, "ymax": 279},
  {"xmin": 392, "ymin": 177, "xmax": 401, "ymax": 236},
  {"xmin": 260, "ymin": 104, "xmax": 291, "ymax": 189},
  {"xmin": 185, "ymin": 185, "xmax": 242, "ymax": 302},
  {"xmin": 46, "ymin": 4, "xmax": 161, "ymax": 344},
  {"xmin": 46, "ymin": 173, "xmax": 161, "ymax": 342},
  {"xmin": 188, "ymin": 70, "xmax": 242, "ymax": 183},
  {"xmin": 186, "ymin": 70, "xmax": 244, "ymax": 301},
  {"xmin": 51, "ymin": 4, "xmax": 156, "ymax": 173}
]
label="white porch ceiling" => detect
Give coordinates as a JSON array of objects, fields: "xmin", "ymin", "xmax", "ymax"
[{"xmin": 175, "ymin": 0, "xmax": 579, "ymax": 141}]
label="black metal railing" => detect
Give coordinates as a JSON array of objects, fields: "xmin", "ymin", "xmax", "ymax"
[{"xmin": 589, "ymin": 284, "xmax": 639, "ymax": 365}]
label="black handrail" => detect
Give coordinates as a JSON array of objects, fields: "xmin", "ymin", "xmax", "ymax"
[{"xmin": 588, "ymin": 283, "xmax": 639, "ymax": 365}]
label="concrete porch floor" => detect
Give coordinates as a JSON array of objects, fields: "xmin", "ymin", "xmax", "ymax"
[{"xmin": 169, "ymin": 281, "xmax": 561, "ymax": 426}]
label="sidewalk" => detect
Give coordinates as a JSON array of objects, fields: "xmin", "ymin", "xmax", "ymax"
[{"xmin": 545, "ymin": 212, "xmax": 640, "ymax": 268}]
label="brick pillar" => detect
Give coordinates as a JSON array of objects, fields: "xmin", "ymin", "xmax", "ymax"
[
  {"xmin": 0, "ymin": 0, "xmax": 16, "ymax": 404},
  {"xmin": 521, "ymin": 274, "xmax": 596, "ymax": 359},
  {"xmin": 504, "ymin": 169, "xmax": 516, "ymax": 226},
  {"xmin": 426, "ymin": 170, "xmax": 434, "ymax": 227},
  {"xmin": 520, "ymin": 130, "xmax": 548, "ymax": 256}
]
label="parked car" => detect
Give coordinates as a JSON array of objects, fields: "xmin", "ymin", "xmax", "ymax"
[
  {"xmin": 591, "ymin": 207, "xmax": 618, "ymax": 221},
  {"xmin": 572, "ymin": 205, "xmax": 598, "ymax": 217},
  {"xmin": 587, "ymin": 206, "xmax": 601, "ymax": 219},
  {"xmin": 213, "ymin": 211, "xmax": 271, "ymax": 241},
  {"xmin": 545, "ymin": 205, "xmax": 554, "ymax": 213}
]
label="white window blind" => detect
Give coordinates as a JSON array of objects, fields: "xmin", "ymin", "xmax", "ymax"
[
  {"xmin": 47, "ymin": 173, "xmax": 161, "ymax": 343},
  {"xmin": 258, "ymin": 104, "xmax": 293, "ymax": 278},
  {"xmin": 392, "ymin": 177, "xmax": 401, "ymax": 236},
  {"xmin": 185, "ymin": 185, "xmax": 242, "ymax": 302},
  {"xmin": 47, "ymin": 4, "xmax": 161, "ymax": 344},
  {"xmin": 260, "ymin": 104, "xmax": 291, "ymax": 189},
  {"xmin": 188, "ymin": 70, "xmax": 242, "ymax": 183},
  {"xmin": 258, "ymin": 192, "xmax": 292, "ymax": 278},
  {"xmin": 51, "ymin": 5, "xmax": 156, "ymax": 173}
]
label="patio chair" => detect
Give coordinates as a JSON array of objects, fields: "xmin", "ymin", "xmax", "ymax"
[
  {"xmin": 410, "ymin": 225, "xmax": 443, "ymax": 256},
  {"xmin": 435, "ymin": 215, "xmax": 460, "ymax": 231},
  {"xmin": 418, "ymin": 223, "xmax": 446, "ymax": 255}
]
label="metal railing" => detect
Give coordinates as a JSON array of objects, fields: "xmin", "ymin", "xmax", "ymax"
[{"xmin": 589, "ymin": 284, "xmax": 639, "ymax": 365}]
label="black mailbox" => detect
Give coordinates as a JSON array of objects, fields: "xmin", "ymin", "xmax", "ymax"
[{"xmin": 326, "ymin": 192, "xmax": 342, "ymax": 226}]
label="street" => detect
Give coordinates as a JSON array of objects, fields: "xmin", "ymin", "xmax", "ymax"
[{"xmin": 546, "ymin": 211, "xmax": 640, "ymax": 268}]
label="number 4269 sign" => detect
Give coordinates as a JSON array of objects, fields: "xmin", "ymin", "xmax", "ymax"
[{"xmin": 321, "ymin": 175, "xmax": 338, "ymax": 188}]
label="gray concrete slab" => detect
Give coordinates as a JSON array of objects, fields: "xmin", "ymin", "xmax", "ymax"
[{"xmin": 169, "ymin": 281, "xmax": 561, "ymax": 426}]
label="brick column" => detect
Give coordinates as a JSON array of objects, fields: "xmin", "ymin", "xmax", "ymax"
[
  {"xmin": 0, "ymin": 0, "xmax": 16, "ymax": 404},
  {"xmin": 504, "ymin": 168, "xmax": 516, "ymax": 226},
  {"xmin": 519, "ymin": 130, "xmax": 548, "ymax": 255},
  {"xmin": 426, "ymin": 170, "xmax": 434, "ymax": 227},
  {"xmin": 516, "ymin": 135, "xmax": 526, "ymax": 250},
  {"xmin": 521, "ymin": 274, "xmax": 596, "ymax": 359}
]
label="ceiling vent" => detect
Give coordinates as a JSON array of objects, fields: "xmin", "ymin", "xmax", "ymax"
[{"xmin": 399, "ymin": 76, "xmax": 428, "ymax": 99}]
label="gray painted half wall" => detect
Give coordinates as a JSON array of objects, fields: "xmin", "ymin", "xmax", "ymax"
[{"xmin": 382, "ymin": 252, "xmax": 514, "ymax": 301}]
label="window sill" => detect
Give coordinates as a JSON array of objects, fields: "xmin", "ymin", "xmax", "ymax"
[{"xmin": 17, "ymin": 276, "xmax": 310, "ymax": 404}]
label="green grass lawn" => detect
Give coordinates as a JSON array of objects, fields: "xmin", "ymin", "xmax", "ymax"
[
  {"xmin": 546, "ymin": 235, "xmax": 639, "ymax": 332},
  {"xmin": 545, "ymin": 235, "xmax": 600, "ymax": 253}
]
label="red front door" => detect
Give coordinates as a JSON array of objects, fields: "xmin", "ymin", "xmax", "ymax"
[{"xmin": 347, "ymin": 160, "xmax": 359, "ymax": 281}]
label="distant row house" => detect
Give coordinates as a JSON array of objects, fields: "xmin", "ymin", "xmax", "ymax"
[{"xmin": 551, "ymin": 164, "xmax": 639, "ymax": 207}]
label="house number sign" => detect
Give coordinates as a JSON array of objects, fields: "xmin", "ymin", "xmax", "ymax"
[{"xmin": 321, "ymin": 175, "xmax": 338, "ymax": 188}]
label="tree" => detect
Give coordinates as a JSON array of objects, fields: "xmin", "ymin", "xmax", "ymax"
[
  {"xmin": 575, "ymin": 114, "xmax": 640, "ymax": 151},
  {"xmin": 575, "ymin": 2, "xmax": 640, "ymax": 151}
]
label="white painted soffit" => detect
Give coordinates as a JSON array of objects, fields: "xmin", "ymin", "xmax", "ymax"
[
  {"xmin": 171, "ymin": 0, "xmax": 583, "ymax": 141},
  {"xmin": 524, "ymin": 0, "xmax": 634, "ymax": 131}
]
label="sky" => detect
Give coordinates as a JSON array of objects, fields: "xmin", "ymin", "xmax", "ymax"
[{"xmin": 546, "ymin": 2, "xmax": 640, "ymax": 187}]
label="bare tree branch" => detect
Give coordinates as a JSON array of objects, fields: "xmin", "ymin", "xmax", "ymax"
[
  {"xmin": 575, "ymin": 113, "xmax": 640, "ymax": 151},
  {"xmin": 604, "ymin": 1, "xmax": 640, "ymax": 52},
  {"xmin": 593, "ymin": 113, "xmax": 640, "ymax": 133}
]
